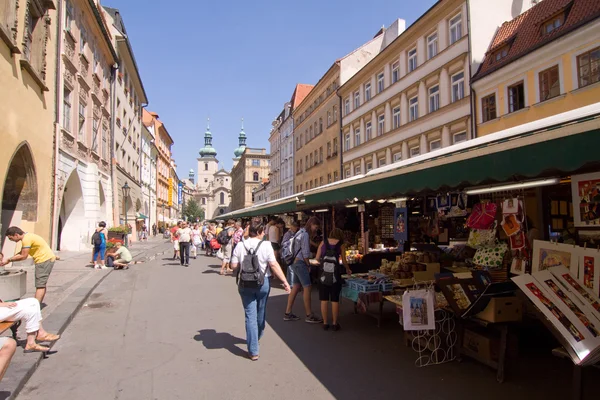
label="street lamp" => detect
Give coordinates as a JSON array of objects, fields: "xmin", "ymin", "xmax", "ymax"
[{"xmin": 122, "ymin": 182, "xmax": 130, "ymax": 246}]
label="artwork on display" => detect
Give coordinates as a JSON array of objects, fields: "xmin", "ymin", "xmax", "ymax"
[
  {"xmin": 578, "ymin": 230, "xmax": 600, "ymax": 247},
  {"xmin": 394, "ymin": 208, "xmax": 408, "ymax": 243},
  {"xmin": 531, "ymin": 240, "xmax": 579, "ymax": 276},
  {"xmin": 402, "ymin": 289, "xmax": 435, "ymax": 331},
  {"xmin": 436, "ymin": 194, "xmax": 450, "ymax": 211},
  {"xmin": 510, "ymin": 256, "xmax": 527, "ymax": 275},
  {"xmin": 550, "ymin": 266, "xmax": 600, "ymax": 316},
  {"xmin": 578, "ymin": 250, "xmax": 600, "ymax": 296},
  {"xmin": 572, "ymin": 172, "xmax": 600, "ymax": 227}
]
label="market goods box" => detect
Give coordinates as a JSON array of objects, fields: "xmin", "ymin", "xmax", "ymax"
[
  {"xmin": 413, "ymin": 263, "xmax": 440, "ymax": 281},
  {"xmin": 462, "ymin": 328, "xmax": 499, "ymax": 362},
  {"xmin": 476, "ymin": 296, "xmax": 522, "ymax": 323}
]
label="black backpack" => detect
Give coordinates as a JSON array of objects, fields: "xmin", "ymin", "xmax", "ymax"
[
  {"xmin": 320, "ymin": 241, "xmax": 340, "ymax": 286},
  {"xmin": 91, "ymin": 231, "xmax": 102, "ymax": 246},
  {"xmin": 217, "ymin": 229, "xmax": 230, "ymax": 245},
  {"xmin": 237, "ymin": 239, "xmax": 267, "ymax": 288}
]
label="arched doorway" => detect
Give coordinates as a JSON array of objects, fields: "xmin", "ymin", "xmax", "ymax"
[
  {"xmin": 1, "ymin": 143, "xmax": 38, "ymax": 251},
  {"xmin": 58, "ymin": 171, "xmax": 86, "ymax": 251}
]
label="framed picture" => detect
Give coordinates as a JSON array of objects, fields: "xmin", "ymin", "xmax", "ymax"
[
  {"xmin": 394, "ymin": 208, "xmax": 408, "ymax": 243},
  {"xmin": 572, "ymin": 172, "xmax": 600, "ymax": 227},
  {"xmin": 532, "ymin": 240, "xmax": 579, "ymax": 276},
  {"xmin": 578, "ymin": 230, "xmax": 600, "ymax": 247},
  {"xmin": 550, "ymin": 266, "xmax": 600, "ymax": 319},
  {"xmin": 578, "ymin": 249, "xmax": 600, "ymax": 297},
  {"xmin": 402, "ymin": 289, "xmax": 435, "ymax": 331}
]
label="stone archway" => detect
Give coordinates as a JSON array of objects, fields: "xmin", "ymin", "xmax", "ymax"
[
  {"xmin": 58, "ymin": 171, "xmax": 86, "ymax": 251},
  {"xmin": 1, "ymin": 143, "xmax": 38, "ymax": 252}
]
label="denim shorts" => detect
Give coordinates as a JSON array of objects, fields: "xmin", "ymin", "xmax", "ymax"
[{"xmin": 290, "ymin": 260, "xmax": 311, "ymax": 288}]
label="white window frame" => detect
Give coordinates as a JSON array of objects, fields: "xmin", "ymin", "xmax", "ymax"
[
  {"xmin": 409, "ymin": 96, "xmax": 419, "ymax": 122},
  {"xmin": 345, "ymin": 169, "xmax": 351, "ymax": 179},
  {"xmin": 354, "ymin": 165, "xmax": 361, "ymax": 176},
  {"xmin": 429, "ymin": 85, "xmax": 440, "ymax": 113},
  {"xmin": 449, "ymin": 14, "xmax": 462, "ymax": 45},
  {"xmin": 429, "ymin": 139, "xmax": 442, "ymax": 151},
  {"xmin": 354, "ymin": 128, "xmax": 361, "ymax": 147},
  {"xmin": 344, "ymin": 133, "xmax": 350, "ymax": 151},
  {"xmin": 327, "ymin": 111, "xmax": 332, "ymax": 126},
  {"xmin": 377, "ymin": 72, "xmax": 385, "ymax": 93},
  {"xmin": 410, "ymin": 146, "xmax": 420, "ymax": 157},
  {"xmin": 451, "ymin": 71, "xmax": 465, "ymax": 102},
  {"xmin": 392, "ymin": 61, "xmax": 400, "ymax": 83},
  {"xmin": 377, "ymin": 114, "xmax": 385, "ymax": 136},
  {"xmin": 453, "ymin": 131, "xmax": 468, "ymax": 144},
  {"xmin": 366, "ymin": 162, "xmax": 373, "ymax": 172},
  {"xmin": 408, "ymin": 48, "xmax": 417, "ymax": 72},
  {"xmin": 63, "ymin": 87, "xmax": 72, "ymax": 131},
  {"xmin": 378, "ymin": 158, "xmax": 386, "ymax": 167},
  {"xmin": 365, "ymin": 121, "xmax": 372, "ymax": 141},
  {"xmin": 78, "ymin": 102, "xmax": 86, "ymax": 142},
  {"xmin": 427, "ymin": 32, "xmax": 438, "ymax": 60},
  {"xmin": 354, "ymin": 91, "xmax": 360, "ymax": 109},
  {"xmin": 344, "ymin": 98, "xmax": 350, "ymax": 115},
  {"xmin": 392, "ymin": 106, "xmax": 400, "ymax": 129},
  {"xmin": 364, "ymin": 82, "xmax": 372, "ymax": 101},
  {"xmin": 393, "ymin": 152, "xmax": 402, "ymax": 162}
]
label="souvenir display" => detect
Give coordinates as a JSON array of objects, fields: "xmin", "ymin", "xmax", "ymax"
[
  {"xmin": 435, "ymin": 272, "xmax": 491, "ymax": 315},
  {"xmin": 510, "ymin": 231, "xmax": 527, "ymax": 250},
  {"xmin": 466, "ymin": 202, "xmax": 497, "ymax": 229},
  {"xmin": 394, "ymin": 208, "xmax": 408, "ymax": 243},
  {"xmin": 436, "ymin": 194, "xmax": 450, "ymax": 211},
  {"xmin": 473, "ymin": 242, "xmax": 508, "ymax": 269},
  {"xmin": 510, "ymin": 252, "xmax": 527, "ymax": 275},
  {"xmin": 402, "ymin": 289, "xmax": 436, "ymax": 331},
  {"xmin": 501, "ymin": 214, "xmax": 521, "ymax": 237},
  {"xmin": 571, "ymin": 172, "xmax": 600, "ymax": 227},
  {"xmin": 550, "ymin": 266, "xmax": 600, "ymax": 318},
  {"xmin": 578, "ymin": 249, "xmax": 600, "ymax": 296},
  {"xmin": 531, "ymin": 240, "xmax": 579, "ymax": 276},
  {"xmin": 467, "ymin": 222, "xmax": 497, "ymax": 249},
  {"xmin": 502, "ymin": 198, "xmax": 520, "ymax": 215}
]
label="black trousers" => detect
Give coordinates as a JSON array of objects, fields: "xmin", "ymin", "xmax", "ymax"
[{"xmin": 179, "ymin": 242, "xmax": 190, "ymax": 265}]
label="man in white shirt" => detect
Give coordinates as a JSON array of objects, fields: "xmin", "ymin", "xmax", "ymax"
[{"xmin": 177, "ymin": 222, "xmax": 193, "ymax": 266}]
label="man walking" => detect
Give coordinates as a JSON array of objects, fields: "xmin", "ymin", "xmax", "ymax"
[
  {"xmin": 2, "ymin": 227, "xmax": 56, "ymax": 304},
  {"xmin": 177, "ymin": 222, "xmax": 192, "ymax": 267}
]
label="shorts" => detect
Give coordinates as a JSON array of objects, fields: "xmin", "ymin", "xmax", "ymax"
[
  {"xmin": 319, "ymin": 282, "xmax": 342, "ymax": 302},
  {"xmin": 271, "ymin": 242, "xmax": 281, "ymax": 251},
  {"xmin": 290, "ymin": 260, "xmax": 311, "ymax": 288},
  {"xmin": 93, "ymin": 245, "xmax": 106, "ymax": 261},
  {"xmin": 35, "ymin": 259, "xmax": 55, "ymax": 288},
  {"xmin": 173, "ymin": 240, "xmax": 179, "ymax": 250}
]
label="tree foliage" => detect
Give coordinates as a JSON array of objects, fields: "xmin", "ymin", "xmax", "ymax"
[{"xmin": 183, "ymin": 198, "xmax": 205, "ymax": 222}]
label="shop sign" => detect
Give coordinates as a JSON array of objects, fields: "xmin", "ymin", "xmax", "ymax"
[
  {"xmin": 178, "ymin": 183, "xmax": 183, "ymax": 205},
  {"xmin": 168, "ymin": 178, "xmax": 173, "ymax": 207}
]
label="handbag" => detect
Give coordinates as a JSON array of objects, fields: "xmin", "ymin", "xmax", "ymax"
[
  {"xmin": 466, "ymin": 202, "xmax": 497, "ymax": 229},
  {"xmin": 467, "ymin": 222, "xmax": 497, "ymax": 249},
  {"xmin": 501, "ymin": 214, "xmax": 521, "ymax": 237},
  {"xmin": 473, "ymin": 241, "xmax": 508, "ymax": 269}
]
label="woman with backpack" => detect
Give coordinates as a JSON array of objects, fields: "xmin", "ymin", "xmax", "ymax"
[
  {"xmin": 230, "ymin": 223, "xmax": 291, "ymax": 361},
  {"xmin": 92, "ymin": 222, "xmax": 108, "ymax": 269},
  {"xmin": 315, "ymin": 228, "xmax": 351, "ymax": 331}
]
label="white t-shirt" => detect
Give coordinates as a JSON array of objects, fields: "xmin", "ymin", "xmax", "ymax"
[
  {"xmin": 177, "ymin": 227, "xmax": 192, "ymax": 243},
  {"xmin": 231, "ymin": 238, "xmax": 275, "ymax": 277}
]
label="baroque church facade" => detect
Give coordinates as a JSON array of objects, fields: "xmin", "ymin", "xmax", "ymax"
[{"xmin": 192, "ymin": 120, "xmax": 247, "ymax": 219}]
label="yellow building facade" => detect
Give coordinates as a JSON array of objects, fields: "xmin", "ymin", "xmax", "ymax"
[
  {"xmin": 231, "ymin": 148, "xmax": 270, "ymax": 211},
  {"xmin": 1, "ymin": 0, "xmax": 57, "ymax": 250},
  {"xmin": 473, "ymin": 0, "xmax": 600, "ymax": 136}
]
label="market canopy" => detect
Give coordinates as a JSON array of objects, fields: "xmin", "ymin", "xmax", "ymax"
[{"xmin": 220, "ymin": 194, "xmax": 302, "ymax": 219}]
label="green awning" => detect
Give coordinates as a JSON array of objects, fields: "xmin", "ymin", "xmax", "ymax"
[
  {"xmin": 136, "ymin": 213, "xmax": 148, "ymax": 220},
  {"xmin": 222, "ymin": 197, "xmax": 299, "ymax": 219},
  {"xmin": 305, "ymin": 127, "xmax": 600, "ymax": 206}
]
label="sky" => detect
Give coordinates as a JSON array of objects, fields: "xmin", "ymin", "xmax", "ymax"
[{"xmin": 104, "ymin": 0, "xmax": 438, "ymax": 176}]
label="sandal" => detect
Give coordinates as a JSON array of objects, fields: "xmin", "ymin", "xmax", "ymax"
[
  {"xmin": 24, "ymin": 343, "xmax": 49, "ymax": 353},
  {"xmin": 249, "ymin": 354, "xmax": 259, "ymax": 361},
  {"xmin": 37, "ymin": 333, "xmax": 60, "ymax": 342}
]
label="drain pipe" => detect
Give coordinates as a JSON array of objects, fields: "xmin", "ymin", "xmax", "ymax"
[
  {"xmin": 110, "ymin": 63, "xmax": 119, "ymax": 226},
  {"xmin": 51, "ymin": 0, "xmax": 64, "ymax": 250}
]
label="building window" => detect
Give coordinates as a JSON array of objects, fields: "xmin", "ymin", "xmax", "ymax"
[
  {"xmin": 429, "ymin": 85, "xmax": 440, "ymax": 113},
  {"xmin": 427, "ymin": 32, "xmax": 438, "ymax": 59},
  {"xmin": 492, "ymin": 46, "xmax": 509, "ymax": 63},
  {"xmin": 377, "ymin": 114, "xmax": 385, "ymax": 136},
  {"xmin": 102, "ymin": 125, "xmax": 108, "ymax": 159},
  {"xmin": 299, "ymin": 184, "xmax": 303, "ymax": 191},
  {"xmin": 334, "ymin": 171, "xmax": 338, "ymax": 181},
  {"xmin": 327, "ymin": 111, "xmax": 332, "ymax": 126},
  {"xmin": 378, "ymin": 158, "xmax": 386, "ymax": 167},
  {"xmin": 64, "ymin": 0, "xmax": 74, "ymax": 32},
  {"xmin": 377, "ymin": 72, "xmax": 385, "ymax": 93},
  {"xmin": 333, "ymin": 106, "xmax": 338, "ymax": 122},
  {"xmin": 319, "ymin": 177, "xmax": 324, "ymax": 186},
  {"xmin": 354, "ymin": 91, "xmax": 360, "ymax": 109},
  {"xmin": 63, "ymin": 87, "xmax": 72, "ymax": 131},
  {"xmin": 22, "ymin": 3, "xmax": 49, "ymax": 80},
  {"xmin": 202, "ymin": 198, "xmax": 206, "ymax": 205},
  {"xmin": 429, "ymin": 139, "xmax": 442, "ymax": 151},
  {"xmin": 508, "ymin": 81, "xmax": 525, "ymax": 113},
  {"xmin": 78, "ymin": 103, "xmax": 86, "ymax": 142},
  {"xmin": 252, "ymin": 159, "xmax": 261, "ymax": 167},
  {"xmin": 393, "ymin": 152, "xmax": 402, "ymax": 162},
  {"xmin": 364, "ymin": 82, "xmax": 372, "ymax": 101},
  {"xmin": 220, "ymin": 192, "xmax": 225, "ymax": 204},
  {"xmin": 453, "ymin": 131, "xmax": 467, "ymax": 144},
  {"xmin": 449, "ymin": 14, "xmax": 462, "ymax": 44},
  {"xmin": 319, "ymin": 118, "xmax": 323, "ymax": 133},
  {"xmin": 354, "ymin": 128, "xmax": 361, "ymax": 147},
  {"xmin": 344, "ymin": 98, "xmax": 350, "ymax": 115},
  {"xmin": 327, "ymin": 173, "xmax": 332, "ymax": 183},
  {"xmin": 309, "ymin": 126, "xmax": 313, "ymax": 140},
  {"xmin": 80, "ymin": 25, "xmax": 87, "ymax": 53},
  {"xmin": 481, "ymin": 94, "xmax": 497, "ymax": 122},
  {"xmin": 344, "ymin": 133, "xmax": 350, "ymax": 151},
  {"xmin": 392, "ymin": 61, "xmax": 400, "ymax": 83},
  {"xmin": 365, "ymin": 121, "xmax": 372, "ymax": 141},
  {"xmin": 309, "ymin": 153, "xmax": 313, "ymax": 167},
  {"xmin": 319, "ymin": 147, "xmax": 323, "ymax": 163},
  {"xmin": 409, "ymin": 96, "xmax": 418, "ymax": 122},
  {"xmin": 542, "ymin": 13, "xmax": 564, "ymax": 35},
  {"xmin": 314, "ymin": 122, "xmax": 318, "ymax": 136},
  {"xmin": 253, "ymin": 172, "xmax": 259, "ymax": 181},
  {"xmin": 392, "ymin": 106, "xmax": 400, "ymax": 129},
  {"xmin": 92, "ymin": 118, "xmax": 99, "ymax": 153},
  {"xmin": 410, "ymin": 146, "xmax": 420, "ymax": 157},
  {"xmin": 366, "ymin": 162, "xmax": 373, "ymax": 172},
  {"xmin": 345, "ymin": 169, "xmax": 350, "ymax": 179},
  {"xmin": 333, "ymin": 138, "xmax": 338, "ymax": 154},
  {"xmin": 408, "ymin": 48, "xmax": 417, "ymax": 72},
  {"xmin": 539, "ymin": 65, "xmax": 560, "ymax": 101},
  {"xmin": 451, "ymin": 72, "xmax": 464, "ymax": 102},
  {"xmin": 204, "ymin": 163, "xmax": 208, "ymax": 170},
  {"xmin": 577, "ymin": 47, "xmax": 600, "ymax": 88},
  {"xmin": 354, "ymin": 165, "xmax": 361, "ymax": 176},
  {"xmin": 327, "ymin": 141, "xmax": 331, "ymax": 157}
]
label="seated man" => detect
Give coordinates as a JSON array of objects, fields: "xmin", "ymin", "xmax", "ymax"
[
  {"xmin": 0, "ymin": 298, "xmax": 60, "ymax": 353},
  {"xmin": 112, "ymin": 242, "xmax": 132, "ymax": 270}
]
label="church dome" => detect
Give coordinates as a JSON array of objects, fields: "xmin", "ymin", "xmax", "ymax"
[
  {"xmin": 199, "ymin": 121, "xmax": 217, "ymax": 158},
  {"xmin": 234, "ymin": 119, "xmax": 247, "ymax": 159}
]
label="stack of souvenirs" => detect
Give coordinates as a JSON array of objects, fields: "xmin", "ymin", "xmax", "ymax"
[{"xmin": 379, "ymin": 251, "xmax": 439, "ymax": 280}]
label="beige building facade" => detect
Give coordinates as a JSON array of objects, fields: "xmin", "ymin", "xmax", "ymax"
[
  {"xmin": 1, "ymin": 0, "xmax": 58, "ymax": 254},
  {"xmin": 231, "ymin": 148, "xmax": 270, "ymax": 211}
]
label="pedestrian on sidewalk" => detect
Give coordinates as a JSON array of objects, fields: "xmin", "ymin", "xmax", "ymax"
[
  {"xmin": 283, "ymin": 217, "xmax": 323, "ymax": 324},
  {"xmin": 230, "ymin": 223, "xmax": 291, "ymax": 361},
  {"xmin": 152, "ymin": 223, "xmax": 157, "ymax": 237},
  {"xmin": 92, "ymin": 222, "xmax": 108, "ymax": 270},
  {"xmin": 171, "ymin": 222, "xmax": 181, "ymax": 260},
  {"xmin": 177, "ymin": 222, "xmax": 192, "ymax": 267},
  {"xmin": 2, "ymin": 227, "xmax": 55, "ymax": 305},
  {"xmin": 112, "ymin": 242, "xmax": 132, "ymax": 269},
  {"xmin": 0, "ymin": 297, "xmax": 60, "ymax": 353},
  {"xmin": 191, "ymin": 224, "xmax": 201, "ymax": 259}
]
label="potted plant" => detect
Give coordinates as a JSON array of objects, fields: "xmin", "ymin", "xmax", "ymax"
[{"xmin": 107, "ymin": 225, "xmax": 128, "ymax": 241}]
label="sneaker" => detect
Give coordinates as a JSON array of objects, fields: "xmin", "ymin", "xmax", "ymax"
[
  {"xmin": 323, "ymin": 324, "xmax": 330, "ymax": 331},
  {"xmin": 283, "ymin": 313, "xmax": 300, "ymax": 321},
  {"xmin": 305, "ymin": 314, "xmax": 323, "ymax": 324},
  {"xmin": 332, "ymin": 324, "xmax": 341, "ymax": 332},
  {"xmin": 185, "ymin": 263, "xmax": 189, "ymax": 267}
]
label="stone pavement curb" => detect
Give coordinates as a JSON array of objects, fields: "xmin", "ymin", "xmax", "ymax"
[{"xmin": 2, "ymin": 241, "xmax": 171, "ymax": 400}]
